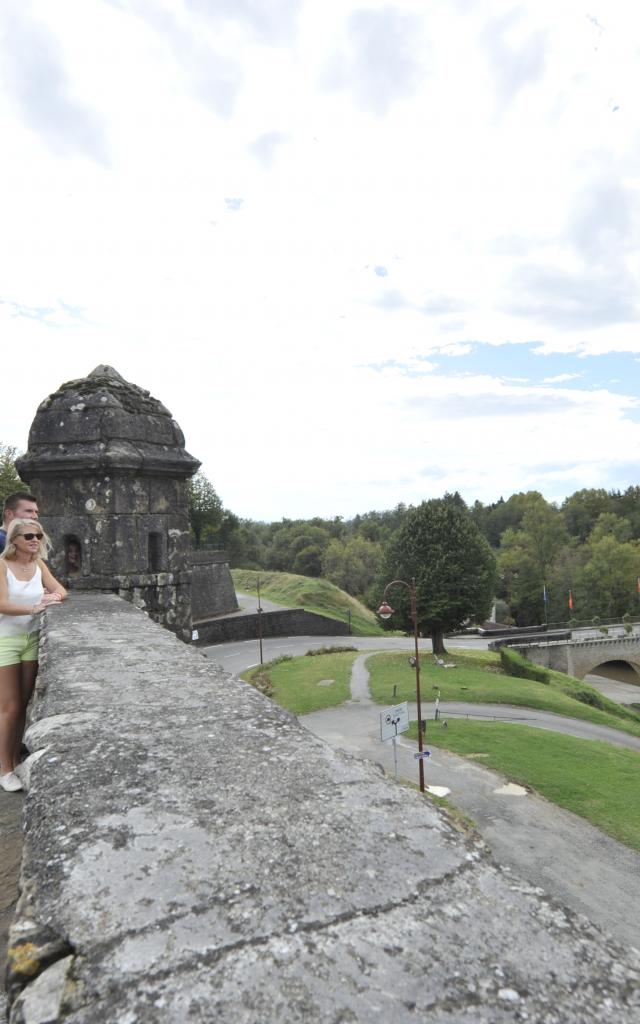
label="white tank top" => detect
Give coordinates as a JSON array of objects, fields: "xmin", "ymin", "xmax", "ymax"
[{"xmin": 0, "ymin": 564, "xmax": 44, "ymax": 636}]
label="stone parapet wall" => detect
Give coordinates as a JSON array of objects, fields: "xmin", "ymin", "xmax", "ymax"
[
  {"xmin": 508, "ymin": 636, "xmax": 640, "ymax": 680},
  {"xmin": 194, "ymin": 608, "xmax": 350, "ymax": 644},
  {"xmin": 6, "ymin": 595, "xmax": 640, "ymax": 1022},
  {"xmin": 188, "ymin": 550, "xmax": 230, "ymax": 565}
]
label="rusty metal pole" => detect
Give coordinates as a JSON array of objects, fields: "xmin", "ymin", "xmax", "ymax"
[
  {"xmin": 410, "ymin": 578, "xmax": 425, "ymax": 793},
  {"xmin": 378, "ymin": 578, "xmax": 426, "ymax": 793},
  {"xmin": 257, "ymin": 577, "xmax": 264, "ymax": 666}
]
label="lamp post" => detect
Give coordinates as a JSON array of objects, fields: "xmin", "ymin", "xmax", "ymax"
[
  {"xmin": 378, "ymin": 577, "xmax": 426, "ymax": 793},
  {"xmin": 257, "ymin": 576, "xmax": 264, "ymax": 666}
]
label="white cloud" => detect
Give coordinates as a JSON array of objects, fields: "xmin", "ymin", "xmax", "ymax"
[
  {"xmin": 541, "ymin": 373, "xmax": 582, "ymax": 384},
  {"xmin": 1, "ymin": 0, "xmax": 639, "ymax": 520}
]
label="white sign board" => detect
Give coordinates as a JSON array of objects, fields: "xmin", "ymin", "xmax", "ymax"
[{"xmin": 380, "ymin": 701, "xmax": 410, "ymax": 742}]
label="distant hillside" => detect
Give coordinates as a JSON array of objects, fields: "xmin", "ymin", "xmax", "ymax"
[{"xmin": 231, "ymin": 569, "xmax": 387, "ymax": 636}]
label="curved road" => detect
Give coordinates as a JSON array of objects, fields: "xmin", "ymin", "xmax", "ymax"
[{"xmin": 203, "ymin": 632, "xmax": 489, "ymax": 676}]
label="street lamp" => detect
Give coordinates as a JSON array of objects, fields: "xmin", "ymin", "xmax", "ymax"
[
  {"xmin": 378, "ymin": 577, "xmax": 426, "ymax": 793},
  {"xmin": 257, "ymin": 576, "xmax": 264, "ymax": 666}
]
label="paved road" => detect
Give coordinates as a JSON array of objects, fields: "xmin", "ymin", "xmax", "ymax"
[
  {"xmin": 301, "ymin": 654, "xmax": 640, "ymax": 951},
  {"xmin": 202, "ymin": 633, "xmax": 488, "ymax": 675},
  {"xmin": 229, "ymin": 591, "xmax": 291, "ymax": 615}
]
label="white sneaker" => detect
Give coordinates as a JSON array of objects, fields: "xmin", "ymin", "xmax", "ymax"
[{"xmin": 0, "ymin": 771, "xmax": 23, "ymax": 793}]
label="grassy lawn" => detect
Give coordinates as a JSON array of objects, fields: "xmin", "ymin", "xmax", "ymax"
[
  {"xmin": 408, "ymin": 719, "xmax": 640, "ymax": 851},
  {"xmin": 231, "ymin": 569, "xmax": 386, "ymax": 636},
  {"xmin": 367, "ymin": 649, "xmax": 640, "ymax": 738},
  {"xmin": 243, "ymin": 650, "xmax": 360, "ymax": 715}
]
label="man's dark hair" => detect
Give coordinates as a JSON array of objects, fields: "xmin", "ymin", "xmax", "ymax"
[{"xmin": 3, "ymin": 491, "xmax": 38, "ymax": 516}]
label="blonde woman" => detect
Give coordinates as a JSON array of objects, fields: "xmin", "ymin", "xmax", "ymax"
[{"xmin": 0, "ymin": 519, "xmax": 67, "ymax": 792}]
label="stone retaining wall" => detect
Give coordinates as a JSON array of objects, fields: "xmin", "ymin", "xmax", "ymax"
[
  {"xmin": 189, "ymin": 550, "xmax": 239, "ymax": 620},
  {"xmin": 6, "ymin": 595, "xmax": 640, "ymax": 1022},
  {"xmin": 194, "ymin": 608, "xmax": 350, "ymax": 644}
]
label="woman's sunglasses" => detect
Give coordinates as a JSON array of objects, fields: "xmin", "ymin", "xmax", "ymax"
[{"xmin": 20, "ymin": 533, "xmax": 43, "ymax": 541}]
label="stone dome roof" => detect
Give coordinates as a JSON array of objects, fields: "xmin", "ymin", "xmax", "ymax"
[{"xmin": 17, "ymin": 366, "xmax": 200, "ymax": 478}]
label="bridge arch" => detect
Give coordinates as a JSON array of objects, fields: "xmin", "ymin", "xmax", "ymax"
[
  {"xmin": 568, "ymin": 638, "xmax": 640, "ymax": 681},
  {"xmin": 505, "ymin": 636, "xmax": 640, "ymax": 682},
  {"xmin": 585, "ymin": 658, "xmax": 640, "ymax": 683}
]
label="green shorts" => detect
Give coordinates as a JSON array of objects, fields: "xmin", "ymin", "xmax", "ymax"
[{"xmin": 0, "ymin": 632, "xmax": 40, "ymax": 667}]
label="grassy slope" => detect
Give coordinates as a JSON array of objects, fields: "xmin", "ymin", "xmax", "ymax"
[
  {"xmin": 408, "ymin": 719, "xmax": 640, "ymax": 851},
  {"xmin": 366, "ymin": 649, "xmax": 640, "ymax": 737},
  {"xmin": 231, "ymin": 568, "xmax": 386, "ymax": 636}
]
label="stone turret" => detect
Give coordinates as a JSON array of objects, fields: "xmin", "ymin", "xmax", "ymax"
[{"xmin": 16, "ymin": 365, "xmax": 200, "ymax": 638}]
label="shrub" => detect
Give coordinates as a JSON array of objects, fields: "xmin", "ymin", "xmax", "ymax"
[
  {"xmin": 249, "ymin": 672, "xmax": 274, "ymax": 698},
  {"xmin": 500, "ymin": 646, "xmax": 550, "ymax": 684},
  {"xmin": 592, "ymin": 616, "xmax": 600, "ymax": 626},
  {"xmin": 573, "ymin": 688, "xmax": 605, "ymax": 710},
  {"xmin": 623, "ymin": 612, "xmax": 631, "ymax": 624},
  {"xmin": 306, "ymin": 645, "xmax": 358, "ymax": 656},
  {"xmin": 246, "ymin": 655, "xmax": 294, "ymax": 700},
  {"xmin": 625, "ymin": 622, "xmax": 633, "ymax": 634},
  {"xmin": 599, "ymin": 626, "xmax": 609, "ymax": 635}
]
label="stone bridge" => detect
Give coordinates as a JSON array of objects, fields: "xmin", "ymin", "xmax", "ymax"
[
  {"xmin": 5, "ymin": 596, "xmax": 640, "ymax": 1022},
  {"xmin": 506, "ymin": 635, "xmax": 640, "ymax": 681}
]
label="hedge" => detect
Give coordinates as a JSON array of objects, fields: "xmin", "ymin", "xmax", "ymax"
[{"xmin": 500, "ymin": 645, "xmax": 550, "ymax": 684}]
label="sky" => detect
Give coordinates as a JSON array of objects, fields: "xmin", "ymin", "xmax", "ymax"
[{"xmin": 1, "ymin": 0, "xmax": 640, "ymax": 522}]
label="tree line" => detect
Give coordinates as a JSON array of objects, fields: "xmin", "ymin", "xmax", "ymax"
[
  {"xmin": 3, "ymin": 443, "xmax": 639, "ymax": 637},
  {"xmin": 190, "ymin": 473, "xmax": 640, "ymax": 631}
]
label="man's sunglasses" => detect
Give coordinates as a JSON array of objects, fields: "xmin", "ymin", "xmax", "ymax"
[{"xmin": 20, "ymin": 533, "xmax": 43, "ymax": 541}]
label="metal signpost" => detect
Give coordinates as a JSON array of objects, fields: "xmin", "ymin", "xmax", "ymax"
[
  {"xmin": 378, "ymin": 578, "xmax": 428, "ymax": 792},
  {"xmin": 380, "ymin": 701, "xmax": 410, "ymax": 778}
]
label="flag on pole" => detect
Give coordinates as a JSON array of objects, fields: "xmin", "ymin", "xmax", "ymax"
[
  {"xmin": 568, "ymin": 590, "xmax": 574, "ymax": 611},
  {"xmin": 543, "ymin": 584, "xmax": 548, "ymax": 605}
]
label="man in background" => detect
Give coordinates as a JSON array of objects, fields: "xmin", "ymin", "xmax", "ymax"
[{"xmin": 0, "ymin": 492, "xmax": 39, "ymax": 553}]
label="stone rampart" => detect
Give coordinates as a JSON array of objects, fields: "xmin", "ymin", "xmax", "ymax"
[
  {"xmin": 6, "ymin": 595, "xmax": 640, "ymax": 1022},
  {"xmin": 194, "ymin": 608, "xmax": 350, "ymax": 644},
  {"xmin": 189, "ymin": 550, "xmax": 239, "ymax": 620}
]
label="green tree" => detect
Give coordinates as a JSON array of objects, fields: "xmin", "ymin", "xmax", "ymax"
[
  {"xmin": 383, "ymin": 496, "xmax": 497, "ymax": 654},
  {"xmin": 574, "ymin": 533, "xmax": 640, "ymax": 620},
  {"xmin": 227, "ymin": 520, "xmax": 267, "ymax": 569},
  {"xmin": 267, "ymin": 522, "xmax": 332, "ymax": 577},
  {"xmin": 610, "ymin": 486, "xmax": 640, "ymax": 538},
  {"xmin": 498, "ymin": 496, "xmax": 569, "ymax": 625},
  {"xmin": 0, "ymin": 444, "xmax": 24, "ymax": 508},
  {"xmin": 588, "ymin": 512, "xmax": 632, "ymax": 544},
  {"xmin": 562, "ymin": 488, "xmax": 611, "ymax": 542},
  {"xmin": 188, "ymin": 472, "xmax": 224, "ymax": 547},
  {"xmin": 321, "ymin": 536, "xmax": 383, "ymax": 598},
  {"xmin": 480, "ymin": 492, "xmax": 545, "ymax": 548}
]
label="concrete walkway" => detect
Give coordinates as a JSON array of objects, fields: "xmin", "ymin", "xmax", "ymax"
[{"xmin": 300, "ymin": 654, "xmax": 640, "ymax": 951}]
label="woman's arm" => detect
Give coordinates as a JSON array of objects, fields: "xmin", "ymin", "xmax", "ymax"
[
  {"xmin": 0, "ymin": 562, "xmax": 46, "ymax": 615},
  {"xmin": 40, "ymin": 561, "xmax": 68, "ymax": 602}
]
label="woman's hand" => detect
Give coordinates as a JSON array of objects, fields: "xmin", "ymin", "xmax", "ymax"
[{"xmin": 41, "ymin": 593, "xmax": 63, "ymax": 606}]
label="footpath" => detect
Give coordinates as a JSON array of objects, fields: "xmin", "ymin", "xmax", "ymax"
[{"xmin": 301, "ymin": 654, "xmax": 640, "ymax": 951}]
